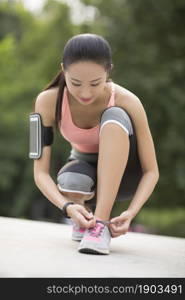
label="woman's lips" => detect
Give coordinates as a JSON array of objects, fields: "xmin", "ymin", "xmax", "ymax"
[{"xmin": 80, "ymin": 98, "xmax": 92, "ymax": 102}]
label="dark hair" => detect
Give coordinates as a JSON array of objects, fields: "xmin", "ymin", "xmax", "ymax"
[{"xmin": 42, "ymin": 33, "xmax": 113, "ymax": 130}]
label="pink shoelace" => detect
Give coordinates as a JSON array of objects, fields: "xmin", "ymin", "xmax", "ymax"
[{"xmin": 88, "ymin": 222, "xmax": 104, "ymax": 238}]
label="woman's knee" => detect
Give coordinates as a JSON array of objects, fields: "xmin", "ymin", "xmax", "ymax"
[
  {"xmin": 57, "ymin": 160, "xmax": 96, "ymax": 202},
  {"xmin": 99, "ymin": 106, "xmax": 134, "ymax": 136}
]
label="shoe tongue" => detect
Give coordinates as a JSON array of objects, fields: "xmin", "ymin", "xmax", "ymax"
[{"xmin": 90, "ymin": 222, "xmax": 104, "ymax": 237}]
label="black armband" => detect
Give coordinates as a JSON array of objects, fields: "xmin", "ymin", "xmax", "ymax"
[{"xmin": 29, "ymin": 113, "xmax": 54, "ymax": 159}]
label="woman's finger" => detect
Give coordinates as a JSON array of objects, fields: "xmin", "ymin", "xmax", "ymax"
[
  {"xmin": 110, "ymin": 230, "xmax": 121, "ymax": 238},
  {"xmin": 110, "ymin": 222, "xmax": 129, "ymax": 236},
  {"xmin": 87, "ymin": 217, "xmax": 96, "ymax": 228},
  {"xmin": 79, "ymin": 206, "xmax": 93, "ymax": 219},
  {"xmin": 77, "ymin": 212, "xmax": 95, "ymax": 228},
  {"xmin": 110, "ymin": 223, "xmax": 120, "ymax": 232}
]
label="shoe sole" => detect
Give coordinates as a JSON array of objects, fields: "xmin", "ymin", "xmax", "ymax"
[
  {"xmin": 78, "ymin": 247, "xmax": 109, "ymax": 255},
  {"xmin": 72, "ymin": 237, "xmax": 82, "ymax": 242}
]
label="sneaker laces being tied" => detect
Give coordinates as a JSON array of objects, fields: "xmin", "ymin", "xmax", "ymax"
[{"xmin": 88, "ymin": 222, "xmax": 104, "ymax": 238}]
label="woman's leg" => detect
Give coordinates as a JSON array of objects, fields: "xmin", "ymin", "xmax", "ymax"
[
  {"xmin": 95, "ymin": 106, "xmax": 133, "ymax": 221},
  {"xmin": 95, "ymin": 124, "xmax": 129, "ymax": 220}
]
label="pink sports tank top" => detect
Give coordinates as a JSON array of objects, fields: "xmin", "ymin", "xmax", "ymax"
[{"xmin": 60, "ymin": 81, "xmax": 115, "ymax": 153}]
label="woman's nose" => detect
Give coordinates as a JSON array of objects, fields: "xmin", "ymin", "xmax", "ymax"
[{"xmin": 80, "ymin": 91, "xmax": 92, "ymax": 99}]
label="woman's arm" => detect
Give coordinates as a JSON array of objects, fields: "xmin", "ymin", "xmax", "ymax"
[
  {"xmin": 33, "ymin": 90, "xmax": 70, "ymax": 210},
  {"xmin": 110, "ymin": 93, "xmax": 159, "ymax": 237},
  {"xmin": 126, "ymin": 95, "xmax": 159, "ymax": 217},
  {"xmin": 33, "ymin": 90, "xmax": 95, "ymax": 228}
]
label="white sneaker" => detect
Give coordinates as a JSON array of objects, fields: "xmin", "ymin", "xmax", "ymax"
[
  {"xmin": 72, "ymin": 222, "xmax": 86, "ymax": 241},
  {"xmin": 78, "ymin": 221, "xmax": 111, "ymax": 254}
]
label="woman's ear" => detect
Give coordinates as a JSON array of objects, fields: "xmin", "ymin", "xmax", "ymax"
[{"xmin": 61, "ymin": 62, "xmax": 64, "ymax": 71}]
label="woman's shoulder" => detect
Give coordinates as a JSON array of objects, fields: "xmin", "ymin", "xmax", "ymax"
[
  {"xmin": 114, "ymin": 83, "xmax": 140, "ymax": 106},
  {"xmin": 34, "ymin": 87, "xmax": 59, "ymax": 126},
  {"xmin": 114, "ymin": 82, "xmax": 146, "ymax": 119},
  {"xmin": 36, "ymin": 87, "xmax": 59, "ymax": 104}
]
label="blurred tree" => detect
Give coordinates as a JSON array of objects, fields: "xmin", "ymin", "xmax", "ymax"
[
  {"xmin": 0, "ymin": 0, "xmax": 79, "ymax": 220},
  {"xmin": 81, "ymin": 0, "xmax": 185, "ymax": 207}
]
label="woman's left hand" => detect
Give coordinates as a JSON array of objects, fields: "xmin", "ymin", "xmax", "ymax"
[{"xmin": 109, "ymin": 210, "xmax": 134, "ymax": 238}]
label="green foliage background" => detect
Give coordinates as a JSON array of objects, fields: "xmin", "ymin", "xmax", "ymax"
[{"xmin": 0, "ymin": 0, "xmax": 184, "ymax": 237}]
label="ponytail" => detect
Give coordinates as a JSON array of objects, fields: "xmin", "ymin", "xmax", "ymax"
[{"xmin": 42, "ymin": 70, "xmax": 66, "ymax": 131}]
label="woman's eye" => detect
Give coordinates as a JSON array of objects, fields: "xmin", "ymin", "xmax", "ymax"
[
  {"xmin": 71, "ymin": 83, "xmax": 100, "ymax": 87},
  {"xmin": 72, "ymin": 83, "xmax": 81, "ymax": 86},
  {"xmin": 91, "ymin": 83, "xmax": 99, "ymax": 87}
]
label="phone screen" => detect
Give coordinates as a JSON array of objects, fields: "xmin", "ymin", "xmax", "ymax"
[{"xmin": 29, "ymin": 114, "xmax": 41, "ymax": 158}]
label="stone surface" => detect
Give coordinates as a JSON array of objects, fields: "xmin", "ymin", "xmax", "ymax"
[{"xmin": 0, "ymin": 216, "xmax": 185, "ymax": 278}]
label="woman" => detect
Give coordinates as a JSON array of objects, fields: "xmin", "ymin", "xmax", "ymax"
[{"xmin": 32, "ymin": 33, "xmax": 159, "ymax": 255}]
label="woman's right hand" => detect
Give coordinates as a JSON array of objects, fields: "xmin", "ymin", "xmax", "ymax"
[{"xmin": 66, "ymin": 204, "xmax": 96, "ymax": 229}]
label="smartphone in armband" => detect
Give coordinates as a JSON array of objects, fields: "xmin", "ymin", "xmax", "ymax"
[{"xmin": 29, "ymin": 113, "xmax": 42, "ymax": 159}]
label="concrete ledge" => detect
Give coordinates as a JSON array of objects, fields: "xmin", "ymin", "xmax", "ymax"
[{"xmin": 0, "ymin": 217, "xmax": 185, "ymax": 278}]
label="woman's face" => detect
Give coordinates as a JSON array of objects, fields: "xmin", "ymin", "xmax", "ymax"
[{"xmin": 63, "ymin": 61, "xmax": 109, "ymax": 106}]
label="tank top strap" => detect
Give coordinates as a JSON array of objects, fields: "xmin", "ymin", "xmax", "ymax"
[{"xmin": 111, "ymin": 81, "xmax": 115, "ymax": 93}]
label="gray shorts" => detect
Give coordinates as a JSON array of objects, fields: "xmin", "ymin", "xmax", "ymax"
[{"xmin": 57, "ymin": 106, "xmax": 142, "ymax": 204}]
